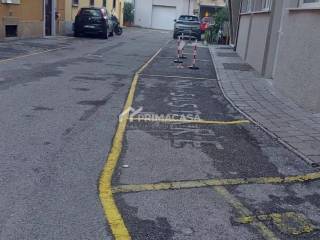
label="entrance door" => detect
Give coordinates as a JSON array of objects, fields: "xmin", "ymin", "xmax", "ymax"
[{"xmin": 45, "ymin": 0, "xmax": 52, "ymax": 36}]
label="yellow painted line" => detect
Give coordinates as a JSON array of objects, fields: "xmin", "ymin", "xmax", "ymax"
[
  {"xmin": 129, "ymin": 117, "xmax": 250, "ymax": 125},
  {"xmin": 98, "ymin": 48, "xmax": 162, "ymax": 240},
  {"xmin": 234, "ymin": 212, "xmax": 316, "ymax": 236},
  {"xmin": 139, "ymin": 73, "xmax": 217, "ymax": 81},
  {"xmin": 0, "ymin": 46, "xmax": 67, "ymax": 64},
  {"xmin": 112, "ymin": 172, "xmax": 320, "ymax": 193},
  {"xmin": 214, "ymin": 186, "xmax": 279, "ymax": 240}
]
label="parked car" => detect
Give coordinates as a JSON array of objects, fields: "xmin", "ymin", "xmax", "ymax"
[
  {"xmin": 200, "ymin": 17, "xmax": 214, "ymax": 33},
  {"xmin": 74, "ymin": 7, "xmax": 114, "ymax": 38},
  {"xmin": 173, "ymin": 15, "xmax": 201, "ymax": 41}
]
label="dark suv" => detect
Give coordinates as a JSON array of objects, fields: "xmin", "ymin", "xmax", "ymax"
[
  {"xmin": 173, "ymin": 15, "xmax": 201, "ymax": 41},
  {"xmin": 74, "ymin": 7, "xmax": 114, "ymax": 38}
]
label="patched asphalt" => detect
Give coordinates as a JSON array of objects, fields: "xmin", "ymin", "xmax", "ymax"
[
  {"xmin": 2, "ymin": 30, "xmax": 320, "ymax": 240},
  {"xmin": 142, "ymin": 45, "xmax": 216, "ymax": 79},
  {"xmin": 113, "ymin": 42, "xmax": 320, "ymax": 239},
  {"xmin": 0, "ymin": 29, "xmax": 171, "ymax": 240}
]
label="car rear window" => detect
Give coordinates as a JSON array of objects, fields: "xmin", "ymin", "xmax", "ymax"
[
  {"xmin": 178, "ymin": 16, "xmax": 199, "ymax": 22},
  {"xmin": 80, "ymin": 9, "xmax": 102, "ymax": 17}
]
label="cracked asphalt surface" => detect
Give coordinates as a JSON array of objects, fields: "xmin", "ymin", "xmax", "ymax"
[
  {"xmin": 1, "ymin": 29, "xmax": 320, "ymax": 240},
  {"xmin": 0, "ymin": 29, "xmax": 169, "ymax": 240},
  {"xmin": 113, "ymin": 41, "xmax": 320, "ymax": 240}
]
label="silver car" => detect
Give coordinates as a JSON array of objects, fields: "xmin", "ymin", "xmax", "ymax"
[{"xmin": 173, "ymin": 15, "xmax": 201, "ymax": 41}]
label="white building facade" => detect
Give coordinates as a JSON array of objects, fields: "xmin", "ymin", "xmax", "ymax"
[{"xmin": 134, "ymin": 0, "xmax": 196, "ymax": 30}]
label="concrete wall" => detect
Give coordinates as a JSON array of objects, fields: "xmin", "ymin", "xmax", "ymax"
[
  {"xmin": 234, "ymin": 0, "xmax": 320, "ymax": 112},
  {"xmin": 246, "ymin": 13, "xmax": 270, "ymax": 73},
  {"xmin": 263, "ymin": 0, "xmax": 283, "ymax": 77},
  {"xmin": 236, "ymin": 14, "xmax": 250, "ymax": 60},
  {"xmin": 0, "ymin": 0, "xmax": 44, "ymax": 40},
  {"xmin": 235, "ymin": 0, "xmax": 284, "ymax": 77},
  {"xmin": 134, "ymin": 0, "xmax": 153, "ymax": 28},
  {"xmin": 274, "ymin": 3, "xmax": 320, "ymax": 112},
  {"xmin": 236, "ymin": 12, "xmax": 271, "ymax": 73},
  {"xmin": 228, "ymin": 0, "xmax": 240, "ymax": 45},
  {"xmin": 134, "ymin": 0, "xmax": 195, "ymax": 29}
]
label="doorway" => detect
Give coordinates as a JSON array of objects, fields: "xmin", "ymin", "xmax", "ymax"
[{"xmin": 45, "ymin": 0, "xmax": 52, "ymax": 36}]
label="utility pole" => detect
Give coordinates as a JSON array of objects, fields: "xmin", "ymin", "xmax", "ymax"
[{"xmin": 188, "ymin": 0, "xmax": 191, "ymax": 15}]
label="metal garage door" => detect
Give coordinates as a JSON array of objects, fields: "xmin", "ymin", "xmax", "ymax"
[{"xmin": 151, "ymin": 5, "xmax": 176, "ymax": 30}]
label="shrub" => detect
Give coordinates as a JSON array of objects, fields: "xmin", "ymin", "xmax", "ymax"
[{"xmin": 204, "ymin": 7, "xmax": 229, "ymax": 44}]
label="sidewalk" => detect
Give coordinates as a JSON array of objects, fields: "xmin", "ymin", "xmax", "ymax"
[{"xmin": 209, "ymin": 45, "xmax": 320, "ymax": 166}]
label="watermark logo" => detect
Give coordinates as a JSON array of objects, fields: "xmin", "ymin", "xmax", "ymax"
[
  {"xmin": 120, "ymin": 106, "xmax": 201, "ymax": 123},
  {"xmin": 134, "ymin": 113, "xmax": 201, "ymax": 122},
  {"xmin": 119, "ymin": 107, "xmax": 143, "ymax": 122}
]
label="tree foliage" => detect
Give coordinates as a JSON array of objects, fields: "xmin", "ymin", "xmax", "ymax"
[{"xmin": 204, "ymin": 7, "xmax": 229, "ymax": 44}]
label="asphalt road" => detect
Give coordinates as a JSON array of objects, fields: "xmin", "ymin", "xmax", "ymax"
[
  {"xmin": 113, "ymin": 41, "xmax": 320, "ymax": 240},
  {"xmin": 1, "ymin": 29, "xmax": 320, "ymax": 240},
  {"xmin": 0, "ymin": 29, "xmax": 170, "ymax": 240}
]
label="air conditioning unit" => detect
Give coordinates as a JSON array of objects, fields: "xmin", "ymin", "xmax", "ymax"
[{"xmin": 1, "ymin": 0, "xmax": 21, "ymax": 4}]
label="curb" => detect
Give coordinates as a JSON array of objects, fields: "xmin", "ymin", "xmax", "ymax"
[{"xmin": 208, "ymin": 46, "xmax": 318, "ymax": 168}]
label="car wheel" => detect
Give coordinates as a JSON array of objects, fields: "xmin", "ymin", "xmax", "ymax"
[{"xmin": 102, "ymin": 29, "xmax": 108, "ymax": 39}]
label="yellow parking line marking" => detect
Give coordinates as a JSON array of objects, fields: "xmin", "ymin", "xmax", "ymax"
[
  {"xmin": 98, "ymin": 48, "xmax": 162, "ymax": 240},
  {"xmin": 139, "ymin": 73, "xmax": 217, "ymax": 81},
  {"xmin": 214, "ymin": 186, "xmax": 279, "ymax": 240},
  {"xmin": 129, "ymin": 117, "xmax": 250, "ymax": 125},
  {"xmin": 112, "ymin": 172, "xmax": 320, "ymax": 193},
  {"xmin": 234, "ymin": 212, "xmax": 317, "ymax": 236},
  {"xmin": 0, "ymin": 47, "xmax": 68, "ymax": 64}
]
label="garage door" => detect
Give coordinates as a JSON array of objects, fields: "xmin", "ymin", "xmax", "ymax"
[{"xmin": 151, "ymin": 5, "xmax": 176, "ymax": 30}]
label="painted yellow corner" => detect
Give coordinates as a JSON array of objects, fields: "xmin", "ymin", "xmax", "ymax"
[{"xmin": 214, "ymin": 186, "xmax": 279, "ymax": 240}]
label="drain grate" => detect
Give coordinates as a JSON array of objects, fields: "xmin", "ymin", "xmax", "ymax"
[
  {"xmin": 217, "ymin": 52, "xmax": 238, "ymax": 57},
  {"xmin": 223, "ymin": 63, "xmax": 253, "ymax": 71}
]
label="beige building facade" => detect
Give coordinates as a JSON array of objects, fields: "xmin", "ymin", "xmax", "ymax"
[
  {"xmin": 0, "ymin": 0, "xmax": 44, "ymax": 40},
  {"xmin": 229, "ymin": 0, "xmax": 320, "ymax": 112},
  {"xmin": 0, "ymin": 0, "xmax": 123, "ymax": 39}
]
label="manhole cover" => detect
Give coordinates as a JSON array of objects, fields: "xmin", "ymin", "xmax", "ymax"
[{"xmin": 223, "ymin": 63, "xmax": 253, "ymax": 71}]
